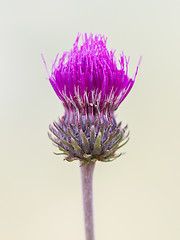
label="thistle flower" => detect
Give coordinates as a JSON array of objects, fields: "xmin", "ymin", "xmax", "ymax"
[
  {"xmin": 45, "ymin": 33, "xmax": 141, "ymax": 240},
  {"xmin": 48, "ymin": 33, "xmax": 140, "ymax": 165}
]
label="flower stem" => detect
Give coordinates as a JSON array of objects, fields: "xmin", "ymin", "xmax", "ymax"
[{"xmin": 80, "ymin": 161, "xmax": 95, "ymax": 240}]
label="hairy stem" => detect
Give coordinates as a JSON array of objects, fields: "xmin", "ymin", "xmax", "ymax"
[{"xmin": 80, "ymin": 161, "xmax": 95, "ymax": 240}]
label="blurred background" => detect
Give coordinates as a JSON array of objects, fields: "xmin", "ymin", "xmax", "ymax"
[{"xmin": 0, "ymin": 0, "xmax": 180, "ymax": 239}]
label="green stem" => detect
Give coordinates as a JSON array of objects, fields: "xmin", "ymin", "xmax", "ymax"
[{"xmin": 80, "ymin": 161, "xmax": 95, "ymax": 240}]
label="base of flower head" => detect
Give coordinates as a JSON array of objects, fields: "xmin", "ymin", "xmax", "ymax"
[{"xmin": 48, "ymin": 113, "xmax": 129, "ymax": 164}]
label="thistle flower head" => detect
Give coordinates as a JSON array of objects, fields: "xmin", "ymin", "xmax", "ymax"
[{"xmin": 47, "ymin": 33, "xmax": 140, "ymax": 164}]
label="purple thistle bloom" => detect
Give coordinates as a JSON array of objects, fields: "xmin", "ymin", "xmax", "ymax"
[{"xmin": 47, "ymin": 33, "xmax": 140, "ymax": 164}]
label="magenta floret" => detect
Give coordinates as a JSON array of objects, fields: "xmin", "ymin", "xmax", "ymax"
[{"xmin": 49, "ymin": 33, "xmax": 139, "ymax": 115}]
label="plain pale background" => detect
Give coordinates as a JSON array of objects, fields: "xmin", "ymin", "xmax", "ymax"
[{"xmin": 0, "ymin": 0, "xmax": 180, "ymax": 239}]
